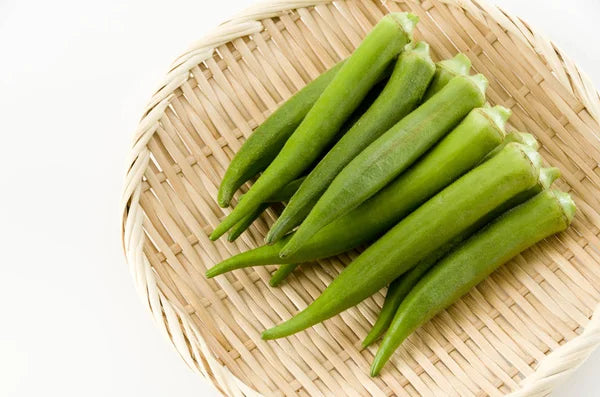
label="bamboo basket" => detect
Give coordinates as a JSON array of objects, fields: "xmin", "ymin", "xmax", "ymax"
[{"xmin": 121, "ymin": 0, "xmax": 600, "ymax": 395}]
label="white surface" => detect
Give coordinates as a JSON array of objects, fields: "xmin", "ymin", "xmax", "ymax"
[{"xmin": 0, "ymin": 0, "xmax": 598, "ymax": 396}]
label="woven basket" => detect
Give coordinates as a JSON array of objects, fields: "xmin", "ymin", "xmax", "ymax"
[{"xmin": 121, "ymin": 0, "xmax": 600, "ymax": 395}]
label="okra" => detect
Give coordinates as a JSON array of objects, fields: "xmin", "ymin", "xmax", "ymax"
[
  {"xmin": 227, "ymin": 177, "xmax": 306, "ymax": 242},
  {"xmin": 217, "ymin": 62, "xmax": 345, "ymax": 208},
  {"xmin": 262, "ymin": 143, "xmax": 542, "ymax": 339},
  {"xmin": 265, "ymin": 42, "xmax": 436, "ymax": 244},
  {"xmin": 371, "ymin": 189, "xmax": 575, "ymax": 375},
  {"xmin": 483, "ymin": 130, "xmax": 539, "ymax": 161},
  {"xmin": 206, "ymin": 106, "xmax": 509, "ymax": 278},
  {"xmin": 211, "ymin": 13, "xmax": 417, "ymax": 239},
  {"xmin": 206, "ymin": 106, "xmax": 510, "ymax": 277},
  {"xmin": 423, "ymin": 53, "xmax": 471, "ymax": 100},
  {"xmin": 280, "ymin": 74, "xmax": 488, "ymax": 257},
  {"xmin": 269, "ymin": 264, "xmax": 299, "ymax": 287},
  {"xmin": 363, "ymin": 163, "xmax": 558, "ymax": 346}
]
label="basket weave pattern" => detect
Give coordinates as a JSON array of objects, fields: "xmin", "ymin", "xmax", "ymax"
[{"xmin": 121, "ymin": 0, "xmax": 600, "ymax": 395}]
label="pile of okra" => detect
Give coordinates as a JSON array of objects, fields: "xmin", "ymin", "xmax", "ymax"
[{"xmin": 205, "ymin": 13, "xmax": 576, "ymax": 376}]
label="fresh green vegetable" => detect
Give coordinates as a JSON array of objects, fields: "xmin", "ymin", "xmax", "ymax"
[
  {"xmin": 206, "ymin": 105, "xmax": 509, "ymax": 278},
  {"xmin": 217, "ymin": 62, "xmax": 345, "ymax": 208},
  {"xmin": 483, "ymin": 130, "xmax": 539, "ymax": 161},
  {"xmin": 227, "ymin": 177, "xmax": 305, "ymax": 242},
  {"xmin": 227, "ymin": 203, "xmax": 270, "ymax": 242},
  {"xmin": 265, "ymin": 177, "xmax": 306, "ymax": 203},
  {"xmin": 269, "ymin": 106, "xmax": 521, "ymax": 285},
  {"xmin": 269, "ymin": 264, "xmax": 296, "ymax": 286},
  {"xmin": 423, "ymin": 53, "xmax": 471, "ymax": 100},
  {"xmin": 370, "ymin": 189, "xmax": 575, "ymax": 375},
  {"xmin": 362, "ymin": 253, "xmax": 442, "ymax": 347},
  {"xmin": 210, "ymin": 13, "xmax": 417, "ymax": 239},
  {"xmin": 280, "ymin": 73, "xmax": 488, "ymax": 257},
  {"xmin": 261, "ymin": 143, "xmax": 542, "ymax": 340},
  {"xmin": 362, "ymin": 164, "xmax": 559, "ymax": 346},
  {"xmin": 269, "ymin": 264, "xmax": 299, "ymax": 287},
  {"xmin": 265, "ymin": 42, "xmax": 436, "ymax": 244},
  {"xmin": 226, "ymin": 76, "xmax": 391, "ymax": 241}
]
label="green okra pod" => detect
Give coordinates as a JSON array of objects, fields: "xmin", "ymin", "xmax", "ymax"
[
  {"xmin": 423, "ymin": 53, "xmax": 471, "ymax": 100},
  {"xmin": 227, "ymin": 203, "xmax": 271, "ymax": 242},
  {"xmin": 227, "ymin": 177, "xmax": 306, "ymax": 242},
  {"xmin": 362, "ymin": 253, "xmax": 443, "ymax": 347},
  {"xmin": 483, "ymin": 130, "xmax": 539, "ymax": 161},
  {"xmin": 272, "ymin": 110, "xmax": 531, "ymax": 286},
  {"xmin": 269, "ymin": 263, "xmax": 297, "ymax": 286},
  {"xmin": 280, "ymin": 73, "xmax": 488, "ymax": 257},
  {"xmin": 206, "ymin": 106, "xmax": 510, "ymax": 278},
  {"xmin": 227, "ymin": 78, "xmax": 393, "ymax": 241},
  {"xmin": 269, "ymin": 264, "xmax": 299, "ymax": 287},
  {"xmin": 362, "ymin": 163, "xmax": 559, "ymax": 346},
  {"xmin": 217, "ymin": 61, "xmax": 345, "ymax": 208},
  {"xmin": 211, "ymin": 13, "xmax": 417, "ymax": 239},
  {"xmin": 266, "ymin": 42, "xmax": 436, "ymax": 244},
  {"xmin": 261, "ymin": 143, "xmax": 542, "ymax": 340},
  {"xmin": 371, "ymin": 189, "xmax": 575, "ymax": 376}
]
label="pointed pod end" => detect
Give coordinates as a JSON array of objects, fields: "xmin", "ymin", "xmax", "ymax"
[
  {"xmin": 361, "ymin": 334, "xmax": 377, "ymax": 349},
  {"xmin": 209, "ymin": 230, "xmax": 222, "ymax": 241},
  {"xmin": 279, "ymin": 237, "xmax": 300, "ymax": 258},
  {"xmin": 261, "ymin": 328, "xmax": 278, "ymax": 340},
  {"xmin": 553, "ymin": 190, "xmax": 576, "ymax": 224},
  {"xmin": 278, "ymin": 248, "xmax": 291, "ymax": 259},
  {"xmin": 227, "ymin": 231, "xmax": 240, "ymax": 242},
  {"xmin": 205, "ymin": 267, "xmax": 219, "ymax": 279},
  {"xmin": 370, "ymin": 355, "xmax": 386, "ymax": 377},
  {"xmin": 265, "ymin": 220, "xmax": 287, "ymax": 245},
  {"xmin": 217, "ymin": 189, "xmax": 232, "ymax": 208},
  {"xmin": 211, "ymin": 212, "xmax": 240, "ymax": 240},
  {"xmin": 268, "ymin": 278, "xmax": 281, "ymax": 288}
]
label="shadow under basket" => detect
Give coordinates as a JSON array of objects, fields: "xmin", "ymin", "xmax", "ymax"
[{"xmin": 121, "ymin": 0, "xmax": 600, "ymax": 395}]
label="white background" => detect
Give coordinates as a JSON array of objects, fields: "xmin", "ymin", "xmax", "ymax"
[{"xmin": 1, "ymin": 0, "xmax": 599, "ymax": 395}]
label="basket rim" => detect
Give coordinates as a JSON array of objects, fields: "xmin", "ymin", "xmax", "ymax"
[{"xmin": 121, "ymin": 0, "xmax": 600, "ymax": 395}]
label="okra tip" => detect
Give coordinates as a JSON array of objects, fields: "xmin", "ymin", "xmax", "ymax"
[
  {"xmin": 552, "ymin": 189, "xmax": 576, "ymax": 224},
  {"xmin": 205, "ymin": 267, "xmax": 219, "ymax": 278},
  {"xmin": 439, "ymin": 53, "xmax": 471, "ymax": 75},
  {"xmin": 209, "ymin": 229, "xmax": 221, "ymax": 241},
  {"xmin": 370, "ymin": 350, "xmax": 389, "ymax": 377},
  {"xmin": 268, "ymin": 277, "xmax": 282, "ymax": 288},
  {"xmin": 227, "ymin": 231, "xmax": 239, "ymax": 242},
  {"xmin": 362, "ymin": 330, "xmax": 380, "ymax": 348},
  {"xmin": 269, "ymin": 269, "xmax": 288, "ymax": 287},
  {"xmin": 265, "ymin": 219, "xmax": 290, "ymax": 245},
  {"xmin": 217, "ymin": 189, "xmax": 232, "ymax": 208},
  {"xmin": 205, "ymin": 257, "xmax": 236, "ymax": 278},
  {"xmin": 261, "ymin": 328, "xmax": 278, "ymax": 340}
]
